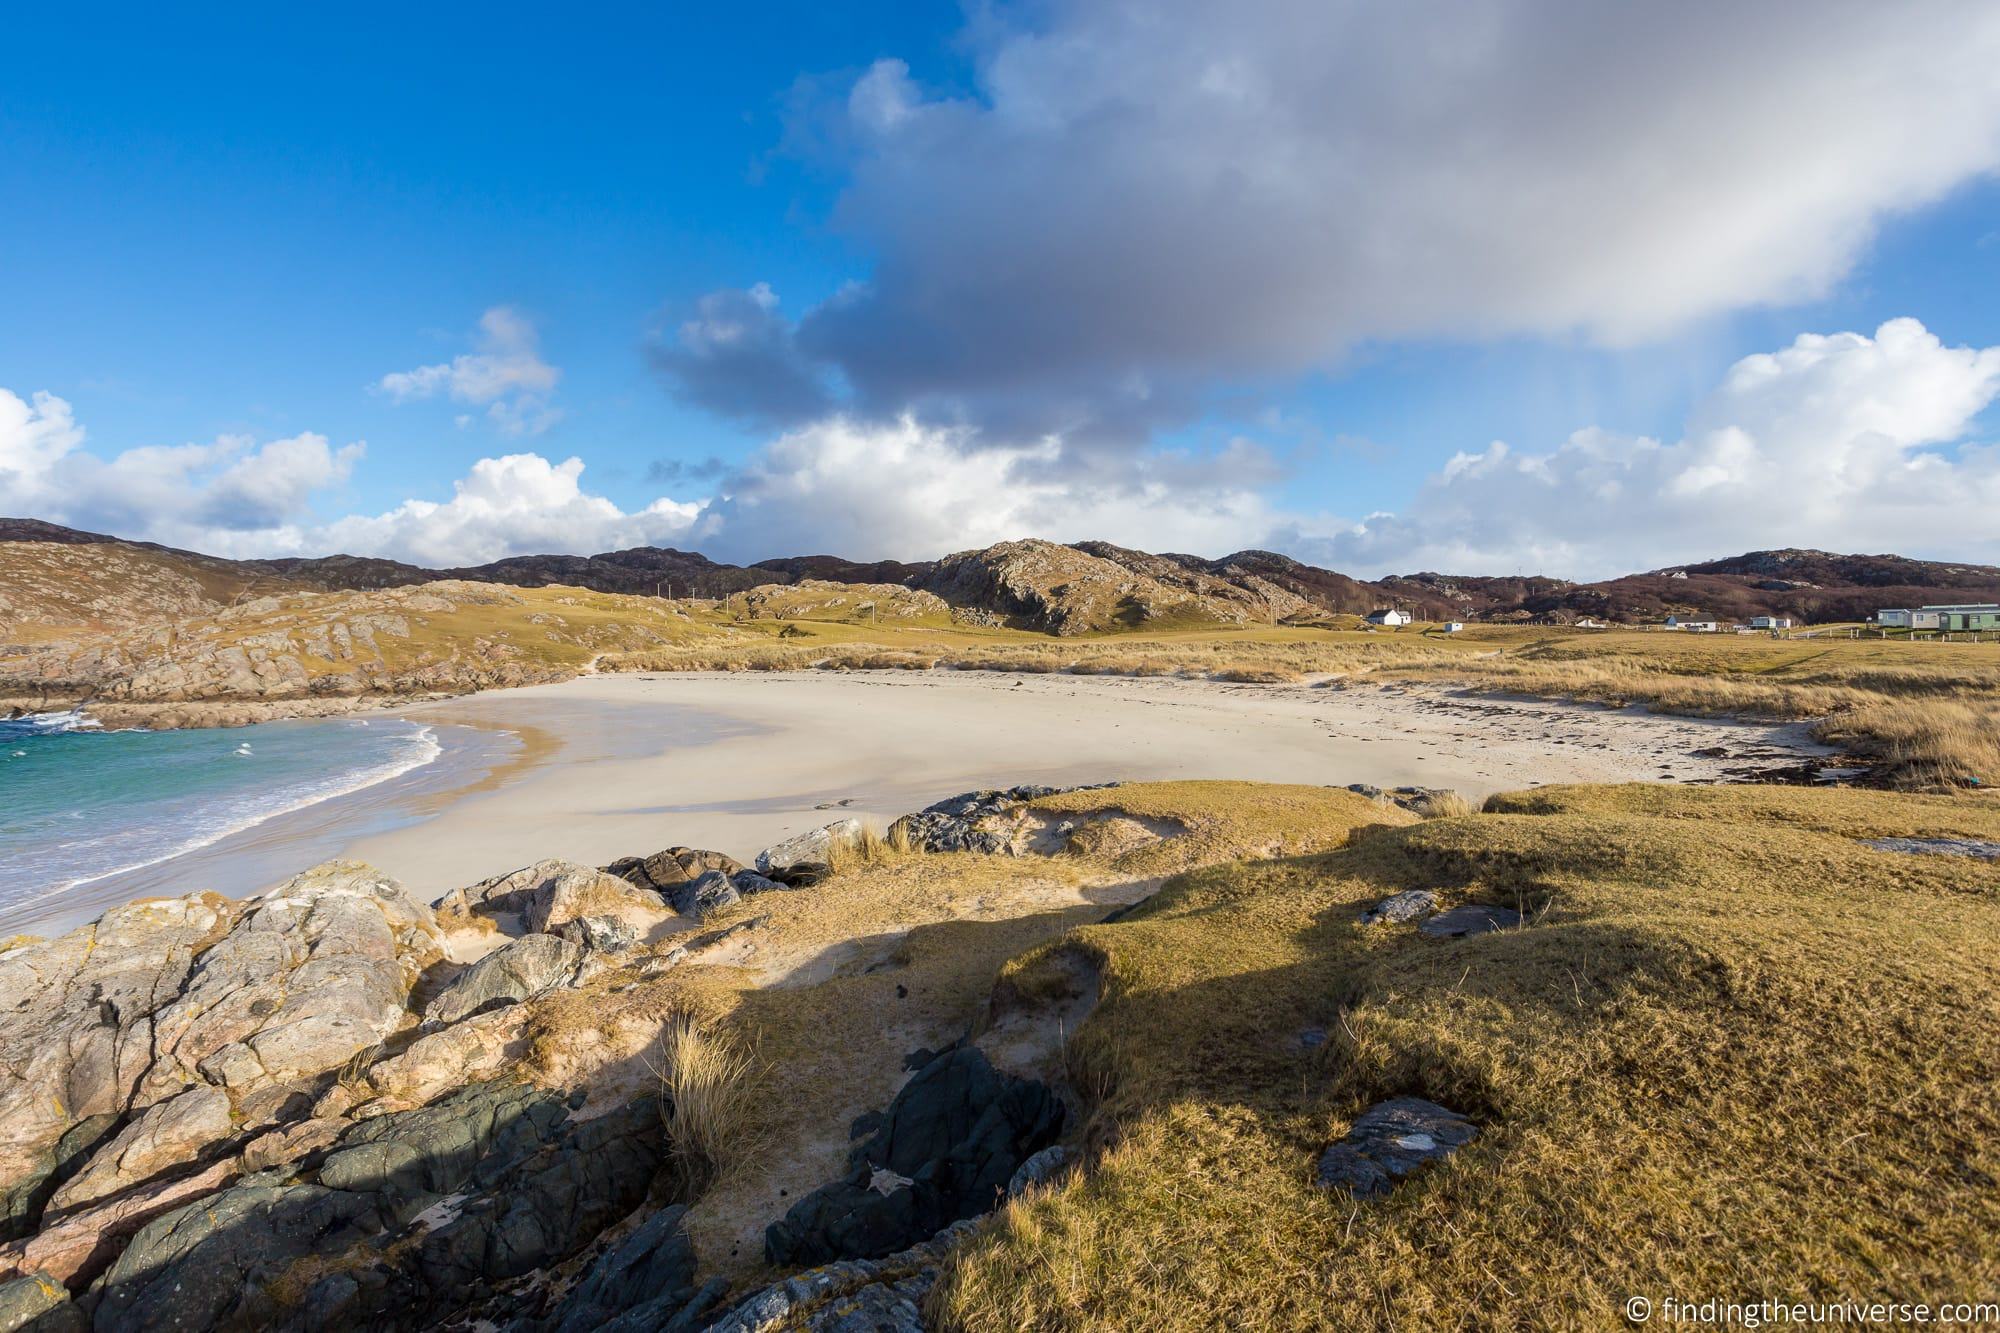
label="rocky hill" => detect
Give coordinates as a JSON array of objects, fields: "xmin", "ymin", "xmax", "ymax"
[{"xmin": 6, "ymin": 520, "xmax": 1998, "ymax": 639}]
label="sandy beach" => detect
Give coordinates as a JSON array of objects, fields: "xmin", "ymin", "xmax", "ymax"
[
  {"xmin": 348, "ymin": 670, "xmax": 1829, "ymax": 900},
  {"xmin": 11, "ymin": 669, "xmax": 1834, "ymax": 934}
]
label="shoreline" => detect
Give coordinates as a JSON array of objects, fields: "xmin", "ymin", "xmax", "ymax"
[{"xmin": 3, "ymin": 671, "xmax": 1837, "ymax": 937}]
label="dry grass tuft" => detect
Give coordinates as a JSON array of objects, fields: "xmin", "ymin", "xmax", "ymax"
[
  {"xmin": 1408, "ymin": 789, "xmax": 1476, "ymax": 820},
  {"xmin": 655, "ymin": 1012, "xmax": 761, "ymax": 1195}
]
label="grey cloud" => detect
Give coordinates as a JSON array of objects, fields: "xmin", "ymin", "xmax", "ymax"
[{"xmin": 669, "ymin": 0, "xmax": 2000, "ymax": 456}]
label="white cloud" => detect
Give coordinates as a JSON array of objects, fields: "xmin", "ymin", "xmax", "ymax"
[
  {"xmin": 1, "ymin": 386, "xmax": 364, "ymax": 549},
  {"xmin": 11, "ymin": 315, "xmax": 1998, "ymax": 576},
  {"xmin": 377, "ymin": 307, "xmax": 561, "ymax": 435},
  {"xmin": 692, "ymin": 416, "xmax": 1279, "ymax": 563},
  {"xmin": 1296, "ymin": 318, "xmax": 2000, "ymax": 577},
  {"xmin": 317, "ymin": 454, "xmax": 700, "ymax": 568}
]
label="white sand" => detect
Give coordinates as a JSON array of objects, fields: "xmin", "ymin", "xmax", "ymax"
[{"xmin": 338, "ymin": 669, "xmax": 1831, "ymax": 901}]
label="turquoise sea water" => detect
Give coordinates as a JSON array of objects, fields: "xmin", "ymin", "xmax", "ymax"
[{"xmin": 0, "ymin": 711, "xmax": 441, "ymax": 919}]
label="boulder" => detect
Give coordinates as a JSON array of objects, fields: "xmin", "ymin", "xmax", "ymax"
[
  {"xmin": 671, "ymin": 870, "xmax": 741, "ymax": 917},
  {"xmin": 1005, "ymin": 1145, "xmax": 1072, "ymax": 1198},
  {"xmin": 1360, "ymin": 890, "xmax": 1438, "ymax": 926},
  {"xmin": 0, "ymin": 1272, "xmax": 79, "ymax": 1333},
  {"xmin": 729, "ymin": 870, "xmax": 788, "ymax": 895},
  {"xmin": 764, "ymin": 861, "xmax": 831, "ymax": 889},
  {"xmin": 438, "ymin": 859, "xmax": 664, "ymax": 936},
  {"xmin": 423, "ymin": 934, "xmax": 591, "ymax": 1026},
  {"xmin": 1315, "ymin": 1097, "xmax": 1478, "ymax": 1198},
  {"xmin": 46, "ymin": 1087, "xmax": 233, "ymax": 1215},
  {"xmin": 556, "ymin": 915, "xmax": 639, "ymax": 953},
  {"xmin": 765, "ymin": 1043, "xmax": 1063, "ymax": 1267},
  {"xmin": 604, "ymin": 847, "xmax": 744, "ymax": 895},
  {"xmin": 755, "ymin": 820, "xmax": 863, "ymax": 876},
  {"xmin": 136, "ymin": 862, "xmax": 445, "ymax": 1105},
  {"xmin": 0, "ymin": 896, "xmax": 232, "ymax": 1236},
  {"xmin": 1418, "ymin": 905, "xmax": 1522, "ymax": 939}
]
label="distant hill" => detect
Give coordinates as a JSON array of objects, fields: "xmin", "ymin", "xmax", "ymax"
[{"xmin": 4, "ymin": 518, "xmax": 1995, "ymax": 631}]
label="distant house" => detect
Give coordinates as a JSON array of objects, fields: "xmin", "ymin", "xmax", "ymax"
[
  {"xmin": 1575, "ymin": 617, "xmax": 1611, "ymax": 629},
  {"xmin": 1441, "ymin": 621, "xmax": 1464, "ymax": 633},
  {"xmin": 1366, "ymin": 609, "xmax": 1412, "ymax": 627},
  {"xmin": 1879, "ymin": 604, "xmax": 1999, "ymax": 631},
  {"xmin": 1749, "ymin": 615, "xmax": 1793, "ymax": 630},
  {"xmin": 1665, "ymin": 612, "xmax": 1719, "ymax": 632},
  {"xmin": 1877, "ymin": 608, "xmax": 1940, "ymax": 629},
  {"xmin": 1925, "ymin": 604, "xmax": 2000, "ymax": 632}
]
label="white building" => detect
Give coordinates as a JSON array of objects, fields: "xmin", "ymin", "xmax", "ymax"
[
  {"xmin": 1441, "ymin": 621, "xmax": 1464, "ymax": 633},
  {"xmin": 1877, "ymin": 608, "xmax": 1942, "ymax": 629},
  {"xmin": 1749, "ymin": 615, "xmax": 1793, "ymax": 630},
  {"xmin": 1366, "ymin": 609, "xmax": 1412, "ymax": 627},
  {"xmin": 1665, "ymin": 613, "xmax": 1719, "ymax": 632}
]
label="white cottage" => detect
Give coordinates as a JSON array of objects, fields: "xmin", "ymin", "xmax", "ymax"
[{"xmin": 1366, "ymin": 609, "xmax": 1412, "ymax": 627}]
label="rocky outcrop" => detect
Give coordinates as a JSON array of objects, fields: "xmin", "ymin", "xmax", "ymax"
[
  {"xmin": 766, "ymin": 1043, "xmax": 1064, "ymax": 1267},
  {"xmin": 537, "ymin": 1203, "xmax": 730, "ymax": 1333},
  {"xmin": 423, "ymin": 934, "xmax": 594, "ymax": 1026},
  {"xmin": 135, "ymin": 863, "xmax": 444, "ymax": 1105},
  {"xmin": 0, "ymin": 895, "xmax": 234, "ymax": 1238},
  {"xmin": 92, "ymin": 1082, "xmax": 666, "ymax": 1332},
  {"xmin": 888, "ymin": 786, "xmax": 1073, "ymax": 855},
  {"xmin": 438, "ymin": 860, "xmax": 664, "ymax": 936}
]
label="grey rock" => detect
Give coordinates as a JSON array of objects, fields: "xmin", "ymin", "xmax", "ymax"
[
  {"xmin": 1005, "ymin": 1145, "xmax": 1071, "ymax": 1198},
  {"xmin": 0, "ymin": 1272, "xmax": 80, "ymax": 1333},
  {"xmin": 424, "ymin": 933, "xmax": 590, "ymax": 1026},
  {"xmin": 711, "ymin": 1218, "xmax": 978, "ymax": 1333},
  {"xmin": 1347, "ymin": 783, "xmax": 1458, "ymax": 814},
  {"xmin": 1360, "ymin": 890, "xmax": 1438, "ymax": 926},
  {"xmin": 888, "ymin": 786, "xmax": 1092, "ymax": 855},
  {"xmin": 1418, "ymin": 905, "xmax": 1522, "ymax": 938},
  {"xmin": 672, "ymin": 870, "xmax": 742, "ymax": 916},
  {"xmin": 94, "ymin": 1084, "xmax": 666, "ymax": 1332},
  {"xmin": 803, "ymin": 1271, "xmax": 934, "ymax": 1332},
  {"xmin": 755, "ymin": 819, "xmax": 863, "ymax": 875},
  {"xmin": 542, "ymin": 1204, "xmax": 720, "ymax": 1333},
  {"xmin": 730, "ymin": 871, "xmax": 787, "ymax": 895},
  {"xmin": 595, "ymin": 1276, "xmax": 731, "ymax": 1333},
  {"xmin": 92, "ymin": 1177, "xmax": 391, "ymax": 1332},
  {"xmin": 1315, "ymin": 1097, "xmax": 1478, "ymax": 1198},
  {"xmin": 766, "ymin": 1042, "xmax": 1063, "ymax": 1267},
  {"xmin": 1863, "ymin": 836, "xmax": 2000, "ymax": 860},
  {"xmin": 556, "ymin": 914, "xmax": 640, "ymax": 953}
]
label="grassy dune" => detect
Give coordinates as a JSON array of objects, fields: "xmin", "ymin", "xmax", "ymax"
[{"xmin": 935, "ymin": 783, "xmax": 2000, "ymax": 1329}]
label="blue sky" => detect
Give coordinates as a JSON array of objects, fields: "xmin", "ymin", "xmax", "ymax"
[{"xmin": 4, "ymin": 2, "xmax": 1999, "ymax": 575}]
